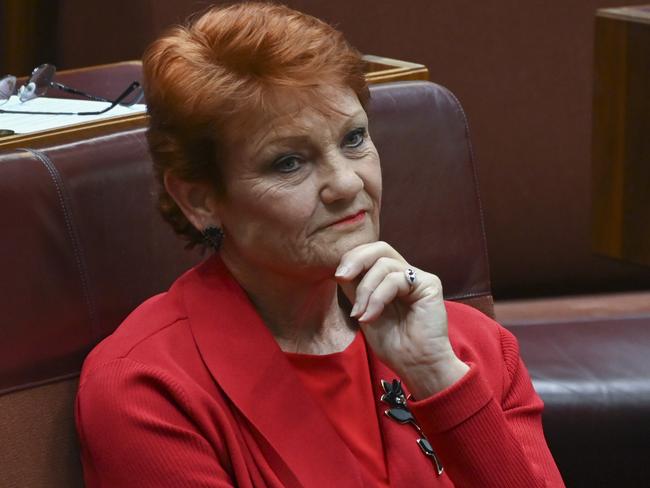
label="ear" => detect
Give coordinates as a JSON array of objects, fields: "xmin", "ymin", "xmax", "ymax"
[{"xmin": 163, "ymin": 171, "xmax": 221, "ymax": 231}]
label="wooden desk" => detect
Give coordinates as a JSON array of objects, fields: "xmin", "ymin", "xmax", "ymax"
[
  {"xmin": 363, "ymin": 55, "xmax": 429, "ymax": 84},
  {"xmin": 0, "ymin": 61, "xmax": 147, "ymax": 151},
  {"xmin": 0, "ymin": 56, "xmax": 428, "ymax": 152},
  {"xmin": 592, "ymin": 5, "xmax": 650, "ymax": 266}
]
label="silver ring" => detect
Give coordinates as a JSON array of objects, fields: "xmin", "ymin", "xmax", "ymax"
[{"xmin": 405, "ymin": 267, "xmax": 417, "ymax": 288}]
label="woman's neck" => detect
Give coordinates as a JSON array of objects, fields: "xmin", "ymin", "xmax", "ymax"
[{"xmin": 220, "ymin": 252, "xmax": 357, "ymax": 355}]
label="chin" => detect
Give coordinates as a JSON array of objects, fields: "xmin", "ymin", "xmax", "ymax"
[
  {"xmin": 287, "ymin": 226, "xmax": 380, "ymax": 277},
  {"xmin": 325, "ymin": 229, "xmax": 379, "ymax": 264}
]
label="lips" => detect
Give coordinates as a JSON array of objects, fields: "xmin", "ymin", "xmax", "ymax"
[{"xmin": 330, "ymin": 210, "xmax": 366, "ymax": 226}]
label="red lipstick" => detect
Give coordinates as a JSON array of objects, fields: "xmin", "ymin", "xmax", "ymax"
[{"xmin": 330, "ymin": 210, "xmax": 366, "ymax": 227}]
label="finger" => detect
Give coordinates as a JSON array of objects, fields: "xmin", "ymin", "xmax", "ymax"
[
  {"xmin": 335, "ymin": 241, "xmax": 405, "ymax": 282},
  {"xmin": 335, "ymin": 242, "xmax": 401, "ymax": 307},
  {"xmin": 358, "ymin": 271, "xmax": 411, "ymax": 323},
  {"xmin": 350, "ymin": 256, "xmax": 406, "ymax": 317}
]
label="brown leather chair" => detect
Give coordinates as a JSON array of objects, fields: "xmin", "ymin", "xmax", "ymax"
[{"xmin": 0, "ymin": 80, "xmax": 492, "ymax": 487}]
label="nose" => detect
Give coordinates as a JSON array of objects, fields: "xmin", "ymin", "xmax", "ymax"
[{"xmin": 319, "ymin": 152, "xmax": 364, "ymax": 204}]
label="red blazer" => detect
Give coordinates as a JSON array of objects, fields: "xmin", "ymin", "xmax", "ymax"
[{"xmin": 75, "ymin": 256, "xmax": 564, "ymax": 487}]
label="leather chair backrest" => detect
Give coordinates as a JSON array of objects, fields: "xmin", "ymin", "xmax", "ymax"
[
  {"xmin": 0, "ymin": 81, "xmax": 491, "ymax": 486},
  {"xmin": 371, "ymin": 82, "xmax": 491, "ymax": 314},
  {"xmin": 0, "ymin": 134, "xmax": 199, "ymax": 487}
]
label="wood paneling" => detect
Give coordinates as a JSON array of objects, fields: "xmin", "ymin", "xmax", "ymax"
[
  {"xmin": 593, "ymin": 6, "xmax": 650, "ymax": 266},
  {"xmin": 0, "ymin": 0, "xmax": 59, "ymax": 76}
]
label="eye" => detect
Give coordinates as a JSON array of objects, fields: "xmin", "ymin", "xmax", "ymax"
[
  {"xmin": 273, "ymin": 155, "xmax": 303, "ymax": 173},
  {"xmin": 342, "ymin": 128, "xmax": 366, "ymax": 149}
]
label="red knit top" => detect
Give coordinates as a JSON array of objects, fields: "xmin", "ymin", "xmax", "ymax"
[{"xmin": 285, "ymin": 331, "xmax": 390, "ymax": 487}]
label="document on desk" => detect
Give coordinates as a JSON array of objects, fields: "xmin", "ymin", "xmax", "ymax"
[{"xmin": 0, "ymin": 96, "xmax": 147, "ymax": 135}]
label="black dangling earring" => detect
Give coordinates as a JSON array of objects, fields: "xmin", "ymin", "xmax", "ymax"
[{"xmin": 202, "ymin": 226, "xmax": 224, "ymax": 250}]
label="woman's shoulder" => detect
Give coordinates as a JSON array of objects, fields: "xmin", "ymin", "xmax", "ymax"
[
  {"xmin": 81, "ymin": 260, "xmax": 215, "ymax": 369},
  {"xmin": 79, "ymin": 278, "xmax": 195, "ymax": 387}
]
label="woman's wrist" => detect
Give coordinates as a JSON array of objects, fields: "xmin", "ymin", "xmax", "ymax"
[{"xmin": 395, "ymin": 350, "xmax": 470, "ymax": 400}]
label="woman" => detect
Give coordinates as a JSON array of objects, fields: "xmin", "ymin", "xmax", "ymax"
[{"xmin": 75, "ymin": 3, "xmax": 564, "ymax": 487}]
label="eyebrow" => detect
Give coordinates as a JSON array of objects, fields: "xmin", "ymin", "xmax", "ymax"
[
  {"xmin": 249, "ymin": 135, "xmax": 311, "ymax": 164},
  {"xmin": 253, "ymin": 109, "xmax": 368, "ymax": 154}
]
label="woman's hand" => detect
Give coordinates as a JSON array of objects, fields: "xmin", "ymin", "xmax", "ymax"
[{"xmin": 335, "ymin": 241, "xmax": 469, "ymax": 399}]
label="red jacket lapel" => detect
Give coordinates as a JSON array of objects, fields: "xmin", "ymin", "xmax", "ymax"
[{"xmin": 180, "ymin": 256, "xmax": 364, "ymax": 488}]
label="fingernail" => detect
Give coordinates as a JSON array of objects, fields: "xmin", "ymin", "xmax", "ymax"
[
  {"xmin": 350, "ymin": 303, "xmax": 359, "ymax": 317},
  {"xmin": 358, "ymin": 311, "xmax": 369, "ymax": 322},
  {"xmin": 335, "ymin": 265, "xmax": 349, "ymax": 278}
]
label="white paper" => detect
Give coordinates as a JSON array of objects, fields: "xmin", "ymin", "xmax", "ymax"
[{"xmin": 0, "ymin": 96, "xmax": 147, "ymax": 135}]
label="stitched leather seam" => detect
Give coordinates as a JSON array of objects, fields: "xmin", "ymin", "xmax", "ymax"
[
  {"xmin": 446, "ymin": 291, "xmax": 491, "ymax": 301},
  {"xmin": 0, "ymin": 372, "xmax": 80, "ymax": 397},
  {"xmin": 23, "ymin": 148, "xmax": 99, "ymax": 341},
  {"xmin": 444, "ymin": 87, "xmax": 493, "ymax": 297}
]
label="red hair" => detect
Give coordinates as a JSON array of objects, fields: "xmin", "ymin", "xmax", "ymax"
[{"xmin": 143, "ymin": 2, "xmax": 369, "ymax": 247}]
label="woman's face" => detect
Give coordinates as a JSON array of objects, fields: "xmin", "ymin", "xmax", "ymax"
[{"xmin": 216, "ymin": 87, "xmax": 381, "ymax": 280}]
